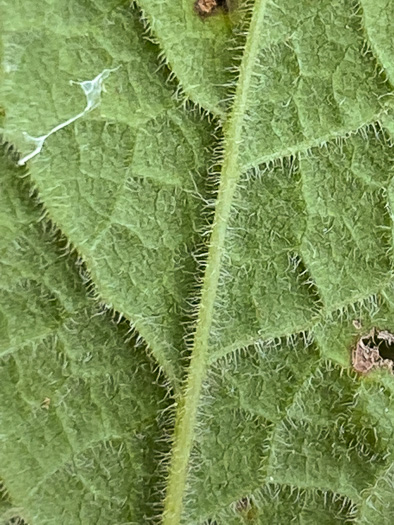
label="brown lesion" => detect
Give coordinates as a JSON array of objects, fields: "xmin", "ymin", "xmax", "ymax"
[
  {"xmin": 352, "ymin": 327, "xmax": 394, "ymax": 374},
  {"xmin": 194, "ymin": 0, "xmax": 230, "ymax": 18}
]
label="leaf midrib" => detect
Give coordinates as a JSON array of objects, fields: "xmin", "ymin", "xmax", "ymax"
[{"xmin": 162, "ymin": 1, "xmax": 270, "ymax": 523}]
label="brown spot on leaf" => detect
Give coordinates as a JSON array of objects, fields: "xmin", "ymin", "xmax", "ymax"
[
  {"xmin": 352, "ymin": 328, "xmax": 394, "ymax": 374},
  {"xmin": 194, "ymin": 0, "xmax": 229, "ymax": 18}
]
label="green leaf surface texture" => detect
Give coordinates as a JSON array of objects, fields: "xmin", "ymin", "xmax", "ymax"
[{"xmin": 1, "ymin": 0, "xmax": 394, "ymax": 524}]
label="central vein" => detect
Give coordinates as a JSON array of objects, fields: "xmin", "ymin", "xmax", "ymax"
[{"xmin": 162, "ymin": 1, "xmax": 268, "ymax": 522}]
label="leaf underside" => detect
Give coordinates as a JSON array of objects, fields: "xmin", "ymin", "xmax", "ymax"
[{"xmin": 1, "ymin": 0, "xmax": 394, "ymax": 524}]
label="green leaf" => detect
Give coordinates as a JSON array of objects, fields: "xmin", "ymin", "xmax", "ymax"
[
  {"xmin": 0, "ymin": 143, "xmax": 168, "ymax": 524},
  {"xmin": 135, "ymin": 0, "xmax": 237, "ymax": 116},
  {"xmin": 1, "ymin": 0, "xmax": 394, "ymax": 524},
  {"xmin": 361, "ymin": 0, "xmax": 394, "ymax": 84},
  {"xmin": 1, "ymin": 1, "xmax": 215, "ymax": 383}
]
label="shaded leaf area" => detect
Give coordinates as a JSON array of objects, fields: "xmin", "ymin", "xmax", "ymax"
[
  {"xmin": 0, "ymin": 144, "xmax": 169, "ymax": 524},
  {"xmin": 1, "ymin": 0, "xmax": 216, "ymax": 382},
  {"xmin": 183, "ymin": 336, "xmax": 394, "ymax": 524}
]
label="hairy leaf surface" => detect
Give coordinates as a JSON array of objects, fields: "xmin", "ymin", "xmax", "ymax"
[
  {"xmin": 1, "ymin": 0, "xmax": 394, "ymax": 524},
  {"xmin": 0, "ymin": 144, "xmax": 167, "ymax": 523},
  {"xmin": 1, "ymin": 0, "xmax": 216, "ymax": 383}
]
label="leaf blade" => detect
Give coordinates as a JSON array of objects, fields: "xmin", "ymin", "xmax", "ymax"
[{"xmin": 0, "ymin": 142, "xmax": 168, "ymax": 524}]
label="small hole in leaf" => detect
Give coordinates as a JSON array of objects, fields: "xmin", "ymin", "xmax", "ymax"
[
  {"xmin": 376, "ymin": 331, "xmax": 394, "ymax": 360},
  {"xmin": 352, "ymin": 328, "xmax": 394, "ymax": 374}
]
